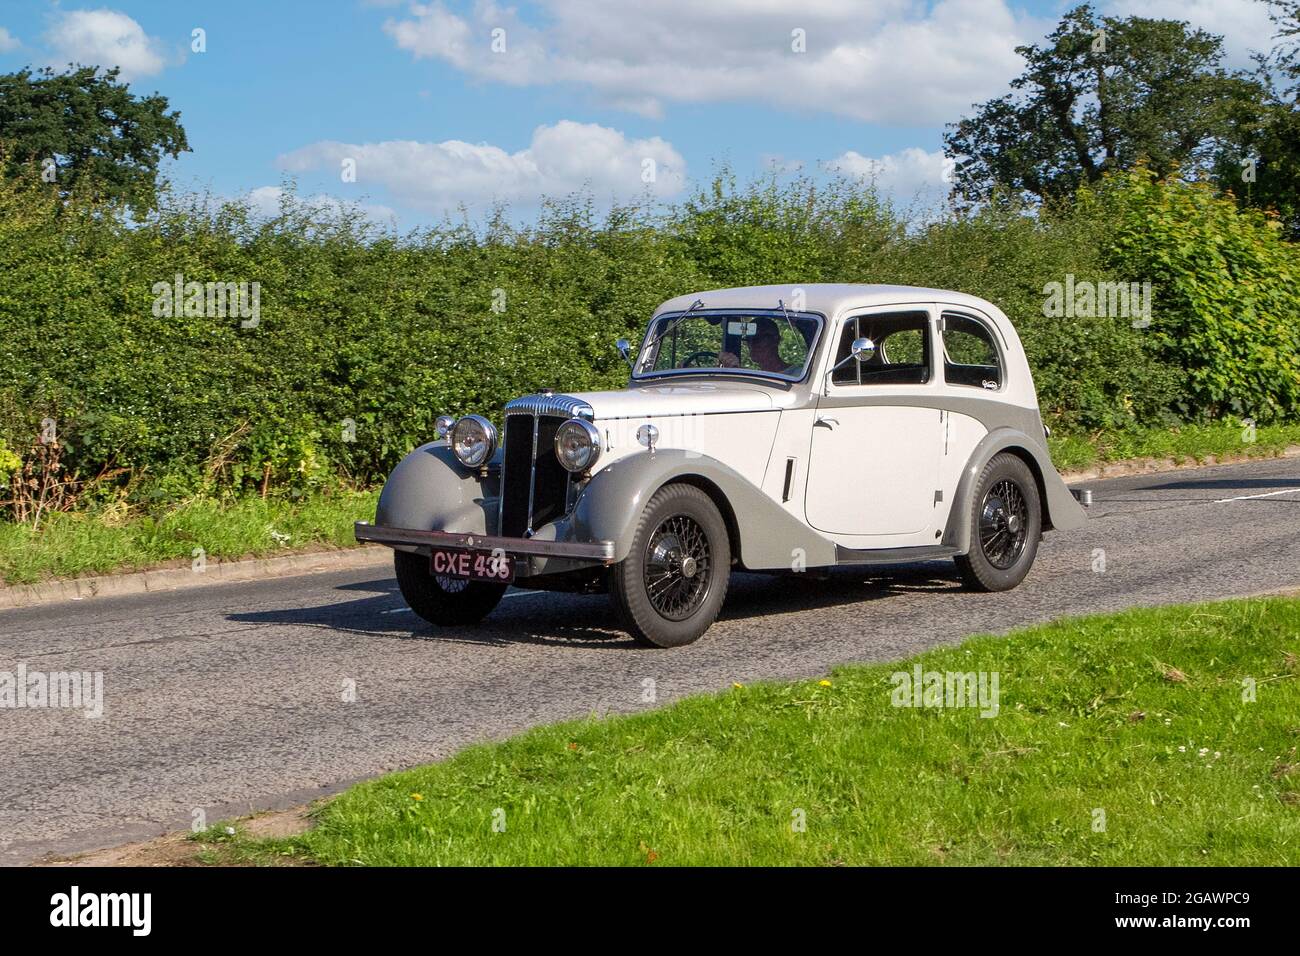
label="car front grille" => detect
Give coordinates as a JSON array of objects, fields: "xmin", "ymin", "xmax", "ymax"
[{"xmin": 499, "ymin": 394, "xmax": 594, "ymax": 537}]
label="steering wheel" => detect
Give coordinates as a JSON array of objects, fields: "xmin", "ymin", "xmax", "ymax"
[{"xmin": 681, "ymin": 350, "xmax": 719, "ymax": 367}]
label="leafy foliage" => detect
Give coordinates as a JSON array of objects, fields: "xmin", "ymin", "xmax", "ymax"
[
  {"xmin": 0, "ymin": 165, "xmax": 1291, "ymax": 512},
  {"xmin": 0, "ymin": 66, "xmax": 189, "ymax": 215},
  {"xmin": 1080, "ymin": 167, "xmax": 1300, "ymax": 422},
  {"xmin": 945, "ymin": 4, "xmax": 1267, "ymax": 205}
]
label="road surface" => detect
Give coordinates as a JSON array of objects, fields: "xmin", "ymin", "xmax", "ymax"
[{"xmin": 2, "ymin": 456, "xmax": 1298, "ymax": 864}]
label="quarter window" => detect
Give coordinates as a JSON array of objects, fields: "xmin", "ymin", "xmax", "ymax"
[
  {"xmin": 941, "ymin": 313, "xmax": 1003, "ymax": 390},
  {"xmin": 831, "ymin": 311, "xmax": 931, "ymax": 386}
]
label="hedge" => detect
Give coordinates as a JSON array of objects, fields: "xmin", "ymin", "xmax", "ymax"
[{"xmin": 0, "ymin": 167, "xmax": 1295, "ymax": 512}]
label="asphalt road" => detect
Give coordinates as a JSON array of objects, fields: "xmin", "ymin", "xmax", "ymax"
[{"xmin": 3, "ymin": 456, "xmax": 1299, "ymax": 864}]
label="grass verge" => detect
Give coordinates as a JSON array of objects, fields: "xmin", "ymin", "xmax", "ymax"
[
  {"xmin": 1047, "ymin": 420, "xmax": 1300, "ymax": 471},
  {"xmin": 209, "ymin": 597, "xmax": 1300, "ymax": 866},
  {"xmin": 0, "ymin": 489, "xmax": 378, "ymax": 586}
]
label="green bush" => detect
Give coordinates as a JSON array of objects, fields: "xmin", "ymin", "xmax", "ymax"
[
  {"xmin": 1080, "ymin": 167, "xmax": 1300, "ymax": 423},
  {"xmin": 0, "ymin": 166, "xmax": 1293, "ymax": 513}
]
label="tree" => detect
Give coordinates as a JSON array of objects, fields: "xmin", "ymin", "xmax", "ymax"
[
  {"xmin": 944, "ymin": 4, "xmax": 1266, "ymax": 205},
  {"xmin": 0, "ymin": 66, "xmax": 189, "ymax": 214},
  {"xmin": 1217, "ymin": 1, "xmax": 1300, "ymax": 237}
]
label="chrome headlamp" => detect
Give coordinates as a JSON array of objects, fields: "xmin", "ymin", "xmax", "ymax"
[
  {"xmin": 450, "ymin": 415, "xmax": 497, "ymax": 468},
  {"xmin": 554, "ymin": 418, "xmax": 601, "ymax": 473},
  {"xmin": 434, "ymin": 414, "xmax": 456, "ymax": 440}
]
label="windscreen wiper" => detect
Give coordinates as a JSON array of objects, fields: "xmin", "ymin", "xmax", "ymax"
[
  {"xmin": 776, "ymin": 298, "xmax": 798, "ymax": 336},
  {"xmin": 641, "ymin": 298, "xmax": 705, "ymax": 359}
]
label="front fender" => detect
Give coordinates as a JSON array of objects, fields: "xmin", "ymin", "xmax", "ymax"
[
  {"xmin": 942, "ymin": 427, "xmax": 1087, "ymax": 553},
  {"xmin": 374, "ymin": 442, "xmax": 500, "ymax": 545},
  {"xmin": 571, "ymin": 449, "xmax": 838, "ymax": 569}
]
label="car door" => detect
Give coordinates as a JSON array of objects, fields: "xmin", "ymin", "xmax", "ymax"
[{"xmin": 804, "ymin": 307, "xmax": 943, "ymax": 538}]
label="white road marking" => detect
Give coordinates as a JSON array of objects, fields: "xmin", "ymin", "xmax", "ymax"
[{"xmin": 1215, "ymin": 488, "xmax": 1300, "ymax": 503}]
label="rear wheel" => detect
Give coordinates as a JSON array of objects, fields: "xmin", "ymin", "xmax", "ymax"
[
  {"xmin": 954, "ymin": 453, "xmax": 1042, "ymax": 592},
  {"xmin": 610, "ymin": 483, "xmax": 731, "ymax": 647},
  {"xmin": 394, "ymin": 550, "xmax": 506, "ymax": 626}
]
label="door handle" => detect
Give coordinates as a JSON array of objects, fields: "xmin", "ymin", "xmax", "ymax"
[{"xmin": 814, "ymin": 417, "xmax": 839, "ymax": 429}]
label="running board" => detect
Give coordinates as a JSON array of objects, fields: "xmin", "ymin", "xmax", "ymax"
[{"xmin": 834, "ymin": 544, "xmax": 960, "ymax": 566}]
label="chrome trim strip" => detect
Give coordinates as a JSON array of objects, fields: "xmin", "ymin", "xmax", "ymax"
[
  {"xmin": 526, "ymin": 413, "xmax": 539, "ymax": 535},
  {"xmin": 497, "ymin": 459, "xmax": 506, "ymax": 539},
  {"xmin": 355, "ymin": 522, "xmax": 614, "ymax": 561}
]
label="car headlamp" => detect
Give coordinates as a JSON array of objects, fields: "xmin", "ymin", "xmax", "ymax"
[
  {"xmin": 450, "ymin": 415, "xmax": 497, "ymax": 468},
  {"xmin": 554, "ymin": 419, "xmax": 601, "ymax": 473}
]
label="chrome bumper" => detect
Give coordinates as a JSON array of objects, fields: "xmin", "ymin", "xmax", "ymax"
[{"xmin": 354, "ymin": 521, "xmax": 615, "ymax": 562}]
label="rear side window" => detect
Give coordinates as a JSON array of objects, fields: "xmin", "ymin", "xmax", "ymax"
[{"xmin": 941, "ymin": 313, "xmax": 1002, "ymax": 390}]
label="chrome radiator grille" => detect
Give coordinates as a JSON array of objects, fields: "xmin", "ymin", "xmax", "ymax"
[{"xmin": 498, "ymin": 394, "xmax": 594, "ymax": 537}]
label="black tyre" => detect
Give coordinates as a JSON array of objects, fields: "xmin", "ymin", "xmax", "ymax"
[
  {"xmin": 394, "ymin": 549, "xmax": 507, "ymax": 626},
  {"xmin": 954, "ymin": 453, "xmax": 1042, "ymax": 592},
  {"xmin": 609, "ymin": 483, "xmax": 731, "ymax": 647}
]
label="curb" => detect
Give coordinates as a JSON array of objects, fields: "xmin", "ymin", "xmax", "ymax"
[
  {"xmin": 2, "ymin": 445, "xmax": 1298, "ymax": 613},
  {"xmin": 0, "ymin": 546, "xmax": 393, "ymax": 611},
  {"xmin": 1057, "ymin": 443, "xmax": 1300, "ymax": 483}
]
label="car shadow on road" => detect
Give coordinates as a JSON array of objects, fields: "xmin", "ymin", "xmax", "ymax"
[
  {"xmin": 1133, "ymin": 476, "xmax": 1300, "ymax": 491},
  {"xmin": 227, "ymin": 562, "xmax": 962, "ymax": 649}
]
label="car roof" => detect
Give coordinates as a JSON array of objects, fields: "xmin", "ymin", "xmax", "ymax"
[{"xmin": 654, "ymin": 283, "xmax": 1006, "ymax": 322}]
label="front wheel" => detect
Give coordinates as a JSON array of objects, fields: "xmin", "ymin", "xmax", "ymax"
[
  {"xmin": 609, "ymin": 483, "xmax": 731, "ymax": 647},
  {"xmin": 954, "ymin": 453, "xmax": 1042, "ymax": 592},
  {"xmin": 394, "ymin": 550, "xmax": 506, "ymax": 626}
]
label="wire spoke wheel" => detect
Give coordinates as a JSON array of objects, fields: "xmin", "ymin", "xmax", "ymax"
[
  {"xmin": 643, "ymin": 514, "xmax": 712, "ymax": 621},
  {"xmin": 978, "ymin": 478, "xmax": 1029, "ymax": 570}
]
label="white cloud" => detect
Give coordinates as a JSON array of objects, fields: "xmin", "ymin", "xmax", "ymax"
[
  {"xmin": 276, "ymin": 120, "xmax": 686, "ymax": 213},
  {"xmin": 826, "ymin": 146, "xmax": 953, "ymax": 210},
  {"xmin": 44, "ymin": 9, "xmax": 167, "ymax": 80},
  {"xmin": 381, "ymin": 0, "xmax": 1036, "ymax": 125},
  {"xmin": 1104, "ymin": 0, "xmax": 1279, "ymax": 69},
  {"xmin": 245, "ymin": 186, "xmax": 397, "ymax": 225},
  {"xmin": 0, "ymin": 27, "xmax": 20, "ymax": 53}
]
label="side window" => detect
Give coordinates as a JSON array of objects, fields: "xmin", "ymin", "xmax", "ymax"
[
  {"xmin": 831, "ymin": 311, "xmax": 931, "ymax": 385},
  {"xmin": 941, "ymin": 313, "xmax": 1002, "ymax": 390}
]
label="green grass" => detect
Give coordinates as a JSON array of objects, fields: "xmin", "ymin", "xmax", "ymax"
[
  {"xmin": 231, "ymin": 597, "xmax": 1300, "ymax": 867},
  {"xmin": 0, "ymin": 489, "xmax": 378, "ymax": 586},
  {"xmin": 1049, "ymin": 420, "xmax": 1300, "ymax": 471}
]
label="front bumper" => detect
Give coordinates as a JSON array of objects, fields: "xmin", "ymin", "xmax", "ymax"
[{"xmin": 354, "ymin": 521, "xmax": 615, "ymax": 563}]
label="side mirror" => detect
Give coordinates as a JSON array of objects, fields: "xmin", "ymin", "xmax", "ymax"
[
  {"xmin": 849, "ymin": 337, "xmax": 876, "ymax": 361},
  {"xmin": 824, "ymin": 337, "xmax": 877, "ymax": 394},
  {"xmin": 615, "ymin": 338, "xmax": 635, "ymax": 371}
]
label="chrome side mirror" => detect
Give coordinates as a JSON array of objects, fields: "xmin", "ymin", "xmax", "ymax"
[
  {"xmin": 615, "ymin": 337, "xmax": 635, "ymax": 371},
  {"xmin": 825, "ymin": 337, "xmax": 876, "ymax": 394},
  {"xmin": 828, "ymin": 337, "xmax": 876, "ymax": 374},
  {"xmin": 849, "ymin": 336, "xmax": 876, "ymax": 361}
]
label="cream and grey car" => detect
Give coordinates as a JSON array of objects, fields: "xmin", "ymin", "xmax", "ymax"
[{"xmin": 357, "ymin": 284, "xmax": 1087, "ymax": 647}]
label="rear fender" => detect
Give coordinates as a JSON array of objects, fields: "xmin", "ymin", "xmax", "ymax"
[{"xmin": 942, "ymin": 427, "xmax": 1086, "ymax": 553}]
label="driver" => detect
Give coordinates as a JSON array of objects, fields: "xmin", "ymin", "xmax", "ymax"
[{"xmin": 720, "ymin": 317, "xmax": 794, "ymax": 374}]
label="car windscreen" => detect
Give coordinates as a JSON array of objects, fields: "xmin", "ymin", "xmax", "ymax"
[{"xmin": 636, "ymin": 311, "xmax": 821, "ymax": 382}]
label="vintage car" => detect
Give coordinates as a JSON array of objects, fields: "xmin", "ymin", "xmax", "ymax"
[{"xmin": 356, "ymin": 284, "xmax": 1087, "ymax": 647}]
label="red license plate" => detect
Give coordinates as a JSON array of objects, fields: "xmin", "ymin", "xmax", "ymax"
[{"xmin": 429, "ymin": 547, "xmax": 515, "ymax": 583}]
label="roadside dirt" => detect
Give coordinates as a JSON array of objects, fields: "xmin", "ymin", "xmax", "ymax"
[{"xmin": 38, "ymin": 807, "xmax": 315, "ymax": 867}]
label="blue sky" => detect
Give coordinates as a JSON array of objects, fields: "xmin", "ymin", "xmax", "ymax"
[{"xmin": 0, "ymin": 1, "xmax": 1280, "ymax": 226}]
